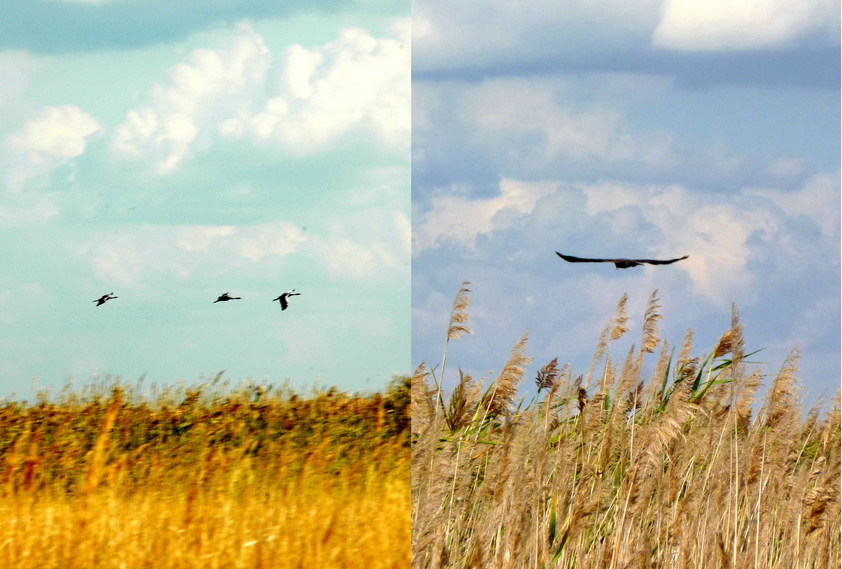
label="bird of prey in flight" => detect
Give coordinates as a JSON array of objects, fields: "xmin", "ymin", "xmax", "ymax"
[
  {"xmin": 213, "ymin": 292, "xmax": 242, "ymax": 303},
  {"xmin": 273, "ymin": 289, "xmax": 301, "ymax": 310},
  {"xmin": 93, "ymin": 293, "xmax": 118, "ymax": 306},
  {"xmin": 556, "ymin": 252, "xmax": 689, "ymax": 269}
]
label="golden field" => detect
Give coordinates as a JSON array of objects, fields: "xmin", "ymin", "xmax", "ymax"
[
  {"xmin": 0, "ymin": 377, "xmax": 410, "ymax": 568},
  {"xmin": 412, "ymin": 284, "xmax": 840, "ymax": 569}
]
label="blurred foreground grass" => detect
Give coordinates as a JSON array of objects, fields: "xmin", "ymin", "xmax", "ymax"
[{"xmin": 0, "ymin": 376, "xmax": 410, "ymax": 568}]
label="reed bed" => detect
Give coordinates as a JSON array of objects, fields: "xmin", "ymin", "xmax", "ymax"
[
  {"xmin": 0, "ymin": 376, "xmax": 410, "ymax": 568},
  {"xmin": 412, "ymin": 283, "xmax": 840, "ymax": 569}
]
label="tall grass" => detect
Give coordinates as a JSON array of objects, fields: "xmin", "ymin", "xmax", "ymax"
[
  {"xmin": 0, "ymin": 376, "xmax": 410, "ymax": 568},
  {"xmin": 412, "ymin": 285, "xmax": 840, "ymax": 569}
]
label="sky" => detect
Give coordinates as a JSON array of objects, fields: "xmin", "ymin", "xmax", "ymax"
[
  {"xmin": 412, "ymin": 0, "xmax": 841, "ymax": 407},
  {"xmin": 0, "ymin": 0, "xmax": 410, "ymax": 397}
]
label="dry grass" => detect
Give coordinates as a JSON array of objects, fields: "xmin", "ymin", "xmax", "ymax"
[
  {"xmin": 0, "ymin": 376, "xmax": 410, "ymax": 568},
  {"xmin": 412, "ymin": 288, "xmax": 840, "ymax": 569}
]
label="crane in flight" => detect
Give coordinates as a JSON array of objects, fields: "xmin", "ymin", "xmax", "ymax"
[
  {"xmin": 273, "ymin": 290, "xmax": 301, "ymax": 310},
  {"xmin": 93, "ymin": 293, "xmax": 118, "ymax": 306},
  {"xmin": 213, "ymin": 292, "xmax": 242, "ymax": 303}
]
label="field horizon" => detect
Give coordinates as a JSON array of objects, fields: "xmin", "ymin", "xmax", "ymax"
[{"xmin": 0, "ymin": 376, "xmax": 411, "ymax": 568}]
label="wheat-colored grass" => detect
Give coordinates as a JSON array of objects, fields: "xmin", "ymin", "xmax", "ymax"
[
  {"xmin": 0, "ymin": 377, "xmax": 410, "ymax": 568},
  {"xmin": 412, "ymin": 289, "xmax": 840, "ymax": 569}
]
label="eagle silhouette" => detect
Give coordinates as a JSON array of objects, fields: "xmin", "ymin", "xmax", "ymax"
[{"xmin": 556, "ymin": 252, "xmax": 688, "ymax": 269}]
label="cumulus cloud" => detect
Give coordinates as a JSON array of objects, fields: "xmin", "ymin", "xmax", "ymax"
[
  {"xmin": 583, "ymin": 177, "xmax": 837, "ymax": 303},
  {"xmin": 744, "ymin": 171, "xmax": 840, "ymax": 238},
  {"xmin": 112, "ymin": 21, "xmax": 409, "ymax": 173},
  {"xmin": 4, "ymin": 105, "xmax": 102, "ymax": 192},
  {"xmin": 416, "ymin": 174, "xmax": 838, "ymax": 305},
  {"xmin": 11, "ymin": 105, "xmax": 101, "ymax": 158},
  {"xmin": 111, "ymin": 25, "xmax": 271, "ymax": 173},
  {"xmin": 414, "ymin": 178, "xmax": 557, "ymax": 252},
  {"xmin": 226, "ymin": 23, "xmax": 410, "ymax": 152},
  {"xmin": 652, "ymin": 0, "xmax": 840, "ymax": 51}
]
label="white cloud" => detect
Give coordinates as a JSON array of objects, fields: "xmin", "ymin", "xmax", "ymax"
[
  {"xmin": 580, "ymin": 178, "xmax": 840, "ymax": 304},
  {"xmin": 412, "ymin": 78, "xmax": 677, "ymax": 181},
  {"xmin": 311, "ymin": 210, "xmax": 410, "ymax": 281},
  {"xmin": 414, "ymin": 178, "xmax": 557, "ymax": 252},
  {"xmin": 75, "ymin": 210, "xmax": 407, "ymax": 289},
  {"xmin": 744, "ymin": 171, "xmax": 840, "ymax": 238},
  {"xmin": 4, "ymin": 105, "xmax": 102, "ymax": 193},
  {"xmin": 233, "ymin": 24, "xmax": 410, "ymax": 153},
  {"xmin": 234, "ymin": 223, "xmax": 307, "ymax": 262},
  {"xmin": 652, "ymin": 0, "xmax": 840, "ymax": 51},
  {"xmin": 583, "ymin": 181, "xmax": 641, "ymax": 215},
  {"xmin": 112, "ymin": 22, "xmax": 410, "ymax": 173},
  {"xmin": 176, "ymin": 225, "xmax": 237, "ymax": 253},
  {"xmin": 11, "ymin": 105, "xmax": 101, "ymax": 158},
  {"xmin": 418, "ymin": 174, "xmax": 838, "ymax": 305},
  {"xmin": 78, "ymin": 221, "xmax": 307, "ymax": 288},
  {"xmin": 111, "ymin": 25, "xmax": 271, "ymax": 173},
  {"xmin": 177, "ymin": 222, "xmax": 308, "ymax": 262},
  {"xmin": 471, "ymin": 85, "xmax": 625, "ymax": 160}
]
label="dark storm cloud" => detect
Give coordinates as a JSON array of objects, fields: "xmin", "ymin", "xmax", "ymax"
[{"xmin": 413, "ymin": 47, "xmax": 840, "ymax": 91}]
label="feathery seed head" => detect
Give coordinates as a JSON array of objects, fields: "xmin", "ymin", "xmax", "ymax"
[
  {"xmin": 611, "ymin": 293, "xmax": 630, "ymax": 340},
  {"xmin": 535, "ymin": 357, "xmax": 559, "ymax": 392},
  {"xmin": 446, "ymin": 281, "xmax": 473, "ymax": 341},
  {"xmin": 641, "ymin": 289, "xmax": 662, "ymax": 353}
]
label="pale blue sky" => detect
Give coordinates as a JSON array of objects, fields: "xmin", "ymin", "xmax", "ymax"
[
  {"xmin": 2, "ymin": 1, "xmax": 839, "ymax": 405},
  {"xmin": 412, "ymin": 0, "xmax": 840, "ymax": 406},
  {"xmin": 0, "ymin": 1, "xmax": 409, "ymax": 396}
]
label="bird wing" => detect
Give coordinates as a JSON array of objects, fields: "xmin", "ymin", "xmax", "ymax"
[
  {"xmin": 638, "ymin": 255, "xmax": 689, "ymax": 265},
  {"xmin": 279, "ymin": 296, "xmax": 288, "ymax": 310},
  {"xmin": 556, "ymin": 252, "xmax": 616, "ymax": 263}
]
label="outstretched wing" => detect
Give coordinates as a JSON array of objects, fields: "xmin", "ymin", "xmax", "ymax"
[
  {"xmin": 556, "ymin": 252, "xmax": 617, "ymax": 264},
  {"xmin": 637, "ymin": 255, "xmax": 689, "ymax": 265},
  {"xmin": 279, "ymin": 295, "xmax": 288, "ymax": 310}
]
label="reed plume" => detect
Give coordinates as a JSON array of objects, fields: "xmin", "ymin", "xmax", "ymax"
[
  {"xmin": 435, "ymin": 281, "xmax": 473, "ymax": 419},
  {"xmin": 479, "ymin": 333, "xmax": 530, "ymax": 420},
  {"xmin": 445, "ymin": 369, "xmax": 481, "ymax": 432},
  {"xmin": 640, "ymin": 289, "xmax": 662, "ymax": 353},
  {"xmin": 412, "ymin": 290, "xmax": 840, "ymax": 569},
  {"xmin": 535, "ymin": 357, "xmax": 559, "ymax": 393}
]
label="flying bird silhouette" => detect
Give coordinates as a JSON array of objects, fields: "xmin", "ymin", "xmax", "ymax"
[
  {"xmin": 93, "ymin": 293, "xmax": 118, "ymax": 306},
  {"xmin": 273, "ymin": 290, "xmax": 301, "ymax": 310},
  {"xmin": 213, "ymin": 292, "xmax": 241, "ymax": 303},
  {"xmin": 556, "ymin": 252, "xmax": 689, "ymax": 269}
]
